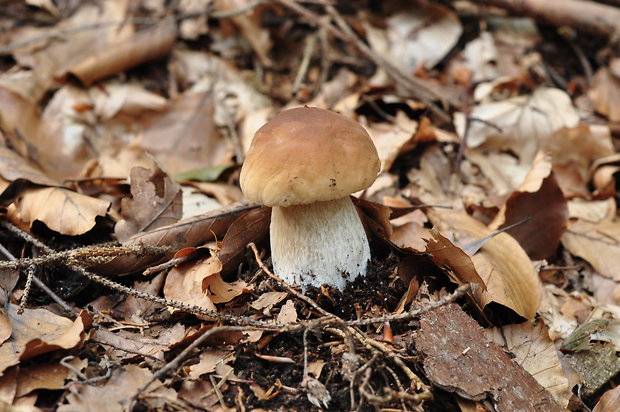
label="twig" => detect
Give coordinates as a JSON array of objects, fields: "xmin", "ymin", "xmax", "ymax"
[
  {"xmin": 18, "ymin": 266, "xmax": 35, "ymax": 314},
  {"xmin": 142, "ymin": 255, "xmax": 190, "ymax": 275},
  {"xmin": 348, "ymin": 284, "xmax": 471, "ymax": 326},
  {"xmin": 293, "ymin": 32, "xmax": 319, "ymax": 94}
]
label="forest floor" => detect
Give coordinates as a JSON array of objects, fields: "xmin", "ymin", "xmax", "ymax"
[{"xmin": 0, "ymin": 0, "xmax": 619, "ymax": 411}]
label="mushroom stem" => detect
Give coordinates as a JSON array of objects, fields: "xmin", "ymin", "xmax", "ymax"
[{"xmin": 270, "ymin": 196, "xmax": 370, "ymax": 291}]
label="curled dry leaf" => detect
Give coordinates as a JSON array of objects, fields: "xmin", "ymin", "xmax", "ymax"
[
  {"xmin": 277, "ymin": 300, "xmax": 298, "ymax": 324},
  {"xmin": 69, "ymin": 18, "xmax": 177, "ymax": 86},
  {"xmin": 486, "ymin": 320, "xmax": 571, "ymax": 409},
  {"xmin": 490, "ymin": 152, "xmax": 568, "ymax": 260},
  {"xmin": 430, "ymin": 209, "xmax": 541, "ymax": 319},
  {"xmin": 562, "ymin": 219, "xmax": 620, "ymax": 281},
  {"xmin": 15, "ymin": 187, "xmax": 110, "ymax": 236},
  {"xmin": 115, "ymin": 164, "xmax": 182, "ymax": 243},
  {"xmin": 0, "ymin": 310, "xmax": 11, "ymax": 345},
  {"xmin": 163, "ymin": 255, "xmax": 250, "ymax": 314},
  {"xmin": 593, "ymin": 385, "xmax": 620, "ymax": 412},
  {"xmin": 0, "ymin": 306, "xmax": 87, "ymax": 375},
  {"xmin": 424, "ymin": 227, "xmax": 486, "ymax": 288},
  {"xmin": 250, "ymin": 291, "xmax": 288, "ymax": 312},
  {"xmin": 366, "ymin": 112, "xmax": 418, "ymax": 171},
  {"xmin": 217, "ymin": 206, "xmax": 270, "ymax": 276},
  {"xmin": 455, "ymin": 87, "xmax": 580, "ymax": 163}
]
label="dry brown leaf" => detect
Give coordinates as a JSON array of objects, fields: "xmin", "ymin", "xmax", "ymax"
[
  {"xmin": 588, "ymin": 63, "xmax": 620, "ymax": 123},
  {"xmin": 69, "ymin": 18, "xmax": 177, "ymax": 86},
  {"xmin": 486, "ymin": 321, "xmax": 571, "ymax": 408},
  {"xmin": 97, "ymin": 203, "xmax": 254, "ymax": 276},
  {"xmin": 542, "ymin": 124, "xmax": 614, "ymax": 197},
  {"xmin": 251, "ymin": 291, "xmax": 288, "ymax": 312},
  {"xmin": 455, "ymin": 87, "xmax": 580, "ymax": 163},
  {"xmin": 0, "ymin": 367, "xmax": 18, "ymax": 405},
  {"xmin": 115, "ymin": 164, "xmax": 182, "ymax": 242},
  {"xmin": 218, "ymin": 206, "xmax": 270, "ymax": 275},
  {"xmin": 277, "ymin": 300, "xmax": 298, "ymax": 324},
  {"xmin": 364, "ymin": 2, "xmax": 462, "ymax": 73},
  {"xmin": 568, "ymin": 198, "xmax": 616, "ymax": 223},
  {"xmin": 15, "ymin": 187, "xmax": 110, "ymax": 236},
  {"xmin": 366, "ymin": 112, "xmax": 418, "ymax": 171},
  {"xmin": 562, "ymin": 219, "xmax": 620, "ymax": 281},
  {"xmin": 0, "ymin": 311, "xmax": 10, "ymax": 346},
  {"xmin": 137, "ymin": 91, "xmax": 230, "ymax": 174},
  {"xmin": 214, "ymin": 0, "xmax": 273, "ymax": 67},
  {"xmin": 16, "ymin": 363, "xmax": 69, "ymax": 398},
  {"xmin": 424, "ymin": 226, "xmax": 486, "ymax": 288},
  {"xmin": 0, "ymin": 146, "xmax": 57, "ymax": 187},
  {"xmin": 163, "ymin": 255, "xmax": 222, "ymax": 313},
  {"xmin": 593, "ymin": 385, "xmax": 620, "ymax": 412},
  {"xmin": 0, "ymin": 306, "xmax": 87, "ymax": 375},
  {"xmin": 390, "ymin": 222, "xmax": 429, "ymax": 253},
  {"xmin": 416, "ymin": 303, "xmax": 561, "ymax": 411},
  {"xmin": 188, "ymin": 349, "xmax": 235, "ymax": 379},
  {"xmin": 430, "ymin": 209, "xmax": 541, "ymax": 319},
  {"xmin": 490, "ymin": 152, "xmax": 568, "ymax": 260},
  {"xmin": 178, "ymin": 380, "xmax": 222, "ymax": 410},
  {"xmin": 8, "ymin": 2, "xmax": 132, "ymax": 87},
  {"xmin": 57, "ymin": 365, "xmax": 162, "ymax": 412}
]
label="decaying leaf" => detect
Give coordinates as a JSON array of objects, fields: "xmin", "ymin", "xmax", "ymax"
[
  {"xmin": 14, "ymin": 187, "xmax": 110, "ymax": 235},
  {"xmin": 115, "ymin": 164, "xmax": 182, "ymax": 242},
  {"xmin": 593, "ymin": 385, "xmax": 620, "ymax": 412}
]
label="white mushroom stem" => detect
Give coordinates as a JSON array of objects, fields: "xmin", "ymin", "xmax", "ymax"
[{"xmin": 270, "ymin": 196, "xmax": 371, "ymax": 291}]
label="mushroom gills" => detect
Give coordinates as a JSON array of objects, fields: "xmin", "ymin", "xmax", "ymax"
[{"xmin": 270, "ymin": 196, "xmax": 370, "ymax": 291}]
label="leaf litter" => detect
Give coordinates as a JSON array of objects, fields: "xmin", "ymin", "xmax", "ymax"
[{"xmin": 0, "ymin": 0, "xmax": 619, "ymax": 411}]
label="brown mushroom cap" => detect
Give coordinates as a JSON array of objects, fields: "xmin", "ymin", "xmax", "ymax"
[{"xmin": 240, "ymin": 107, "xmax": 380, "ymax": 207}]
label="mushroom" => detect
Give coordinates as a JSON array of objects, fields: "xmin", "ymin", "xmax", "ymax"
[{"xmin": 240, "ymin": 107, "xmax": 380, "ymax": 290}]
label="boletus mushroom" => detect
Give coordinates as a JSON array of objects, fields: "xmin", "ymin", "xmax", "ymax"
[{"xmin": 240, "ymin": 107, "xmax": 380, "ymax": 290}]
